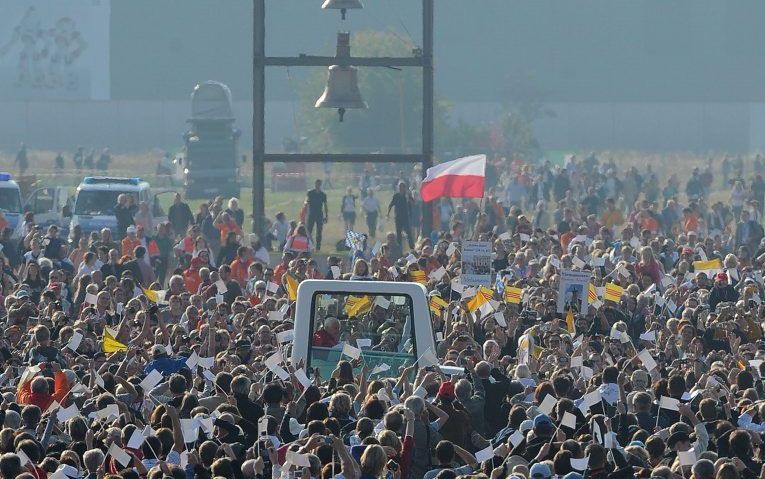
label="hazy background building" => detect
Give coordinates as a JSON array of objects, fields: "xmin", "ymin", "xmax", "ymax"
[{"xmin": 2, "ymin": 0, "xmax": 765, "ymax": 153}]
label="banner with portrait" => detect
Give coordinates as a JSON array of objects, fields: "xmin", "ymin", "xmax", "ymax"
[{"xmin": 557, "ymin": 269, "xmax": 591, "ymax": 314}]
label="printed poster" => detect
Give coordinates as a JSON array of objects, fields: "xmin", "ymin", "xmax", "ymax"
[
  {"xmin": 557, "ymin": 269, "xmax": 591, "ymax": 314},
  {"xmin": 461, "ymin": 241, "xmax": 492, "ymax": 286}
]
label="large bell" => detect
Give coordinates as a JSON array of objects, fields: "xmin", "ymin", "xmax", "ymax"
[
  {"xmin": 315, "ymin": 65, "xmax": 367, "ymax": 122},
  {"xmin": 321, "ymin": 0, "xmax": 363, "ymax": 20}
]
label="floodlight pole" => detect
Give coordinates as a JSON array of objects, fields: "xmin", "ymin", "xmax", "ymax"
[{"xmin": 252, "ymin": 0, "xmax": 434, "ymax": 238}]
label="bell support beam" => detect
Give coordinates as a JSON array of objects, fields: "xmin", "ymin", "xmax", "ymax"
[
  {"xmin": 263, "ymin": 56, "xmax": 424, "ymax": 67},
  {"xmin": 253, "ymin": 0, "xmax": 435, "ymax": 238},
  {"xmin": 264, "ymin": 153, "xmax": 421, "ymax": 163}
]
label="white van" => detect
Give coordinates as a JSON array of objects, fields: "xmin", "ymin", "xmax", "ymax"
[
  {"xmin": 70, "ymin": 177, "xmax": 171, "ymax": 234},
  {"xmin": 292, "ymin": 280, "xmax": 436, "ymax": 379},
  {"xmin": 0, "ymin": 173, "xmax": 23, "ymax": 232}
]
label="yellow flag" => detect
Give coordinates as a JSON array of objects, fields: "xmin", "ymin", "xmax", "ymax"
[
  {"xmin": 429, "ymin": 295, "xmax": 449, "ymax": 314},
  {"xmin": 284, "ymin": 274, "xmax": 299, "ymax": 301},
  {"xmin": 142, "ymin": 288, "xmax": 159, "ymax": 303},
  {"xmin": 345, "ymin": 295, "xmax": 372, "ymax": 317},
  {"xmin": 103, "ymin": 328, "xmax": 128, "ymax": 353},
  {"xmin": 566, "ymin": 308, "xmax": 575, "ymax": 334},
  {"xmin": 504, "ymin": 286, "xmax": 522, "ymax": 304},
  {"xmin": 467, "ymin": 286, "xmax": 492, "ymax": 313},
  {"xmin": 604, "ymin": 283, "xmax": 624, "ymax": 303},
  {"xmin": 693, "ymin": 259, "xmax": 722, "ymax": 272},
  {"xmin": 588, "ymin": 283, "xmax": 598, "ymax": 303},
  {"xmin": 409, "ymin": 270, "xmax": 427, "ymax": 284}
]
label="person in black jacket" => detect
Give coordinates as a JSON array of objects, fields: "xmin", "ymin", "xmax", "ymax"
[{"xmin": 168, "ymin": 193, "xmax": 195, "ymax": 238}]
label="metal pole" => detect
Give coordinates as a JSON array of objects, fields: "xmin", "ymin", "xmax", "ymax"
[
  {"xmin": 421, "ymin": 0, "xmax": 434, "ymax": 236},
  {"xmin": 252, "ymin": 0, "xmax": 266, "ymax": 237}
]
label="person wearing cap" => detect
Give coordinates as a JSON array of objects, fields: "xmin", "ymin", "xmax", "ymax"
[
  {"xmin": 529, "ymin": 462, "xmax": 553, "ymax": 479},
  {"xmin": 709, "ymin": 272, "xmax": 739, "ymax": 311},
  {"xmin": 143, "ymin": 344, "xmax": 188, "ymax": 376},
  {"xmin": 121, "ymin": 225, "xmax": 141, "ymax": 260},
  {"xmin": 434, "ymin": 381, "xmax": 476, "ymax": 451}
]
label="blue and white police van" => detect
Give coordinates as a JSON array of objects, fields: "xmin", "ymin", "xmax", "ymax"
[
  {"xmin": 70, "ymin": 177, "xmax": 156, "ymax": 234},
  {"xmin": 0, "ymin": 173, "xmax": 23, "ymax": 233}
]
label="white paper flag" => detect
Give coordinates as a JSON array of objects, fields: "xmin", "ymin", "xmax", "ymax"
[
  {"xmin": 57, "ymin": 404, "xmax": 80, "ymax": 422},
  {"xmin": 197, "ymin": 357, "xmax": 215, "ymax": 369},
  {"xmin": 288, "ymin": 367, "xmax": 308, "ymax": 388},
  {"xmin": 570, "ymin": 356, "xmax": 583, "ymax": 368},
  {"xmin": 475, "ymin": 445, "xmax": 495, "ymax": 462},
  {"xmin": 140, "ymin": 370, "xmax": 164, "ymax": 392},
  {"xmin": 583, "ymin": 390, "xmax": 602, "ymax": 408},
  {"xmin": 214, "ymin": 279, "xmax": 228, "ymax": 294},
  {"xmin": 678, "ymin": 449, "xmax": 697, "ymax": 466},
  {"xmin": 342, "ymin": 343, "xmax": 362, "ymax": 360},
  {"xmin": 639, "ymin": 331, "xmax": 656, "ymax": 341},
  {"xmin": 429, "ymin": 267, "xmax": 446, "ymax": 281},
  {"xmin": 509, "ymin": 430, "xmax": 524, "ymax": 447},
  {"xmin": 66, "ymin": 332, "xmax": 83, "ymax": 352},
  {"xmin": 108, "ymin": 444, "xmax": 132, "ymax": 467},
  {"xmin": 127, "ymin": 428, "xmax": 145, "ymax": 449},
  {"xmin": 276, "ymin": 330, "xmax": 294, "ymax": 343},
  {"xmin": 97, "ymin": 404, "xmax": 120, "ymax": 421},
  {"xmin": 659, "ymin": 396, "xmax": 680, "ymax": 411},
  {"xmin": 331, "ymin": 266, "xmax": 341, "ymax": 279},
  {"xmin": 370, "ymin": 364, "xmax": 391, "ymax": 375},
  {"xmin": 638, "ymin": 349, "xmax": 658, "ymax": 371},
  {"xmin": 570, "ymin": 456, "xmax": 590, "ymax": 471},
  {"xmin": 85, "ymin": 293, "xmax": 98, "ymax": 305},
  {"xmin": 185, "ymin": 352, "xmax": 199, "ymax": 370},
  {"xmin": 538, "ymin": 395, "xmax": 558, "ymax": 415},
  {"xmin": 356, "ymin": 338, "xmax": 372, "ymax": 348},
  {"xmin": 266, "ymin": 282, "xmax": 279, "ymax": 294},
  {"xmin": 258, "ymin": 416, "xmax": 269, "ymax": 436},
  {"xmin": 493, "ymin": 311, "xmax": 507, "ymax": 327},
  {"xmin": 562, "ymin": 411, "xmax": 577, "ymax": 429},
  {"xmin": 374, "ymin": 296, "xmax": 391, "ymax": 309},
  {"xmin": 286, "ymin": 450, "xmax": 311, "ymax": 467},
  {"xmin": 572, "ymin": 256, "xmax": 586, "ymax": 269}
]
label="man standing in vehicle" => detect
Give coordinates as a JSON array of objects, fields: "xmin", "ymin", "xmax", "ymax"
[{"xmin": 305, "ymin": 179, "xmax": 328, "ymax": 251}]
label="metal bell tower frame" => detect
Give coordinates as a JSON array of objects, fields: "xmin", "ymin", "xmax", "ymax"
[{"xmin": 252, "ymin": 0, "xmax": 435, "ymax": 238}]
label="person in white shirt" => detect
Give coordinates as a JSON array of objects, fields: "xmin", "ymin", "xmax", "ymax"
[{"xmin": 362, "ymin": 190, "xmax": 381, "ymax": 238}]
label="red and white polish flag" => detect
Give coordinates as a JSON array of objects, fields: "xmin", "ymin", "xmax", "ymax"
[{"xmin": 420, "ymin": 154, "xmax": 486, "ymax": 202}]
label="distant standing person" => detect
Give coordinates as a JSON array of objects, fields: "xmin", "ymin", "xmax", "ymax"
[
  {"xmin": 54, "ymin": 153, "xmax": 64, "ymax": 171},
  {"xmin": 168, "ymin": 193, "xmax": 194, "ymax": 238},
  {"xmin": 362, "ymin": 189, "xmax": 381, "ymax": 238},
  {"xmin": 340, "ymin": 187, "xmax": 357, "ymax": 230},
  {"xmin": 73, "ymin": 146, "xmax": 84, "ymax": 171},
  {"xmin": 96, "ymin": 148, "xmax": 111, "ymax": 172},
  {"xmin": 388, "ymin": 181, "xmax": 415, "ymax": 249},
  {"xmin": 114, "ymin": 194, "xmax": 136, "ymax": 239},
  {"xmin": 15, "ymin": 143, "xmax": 28, "ymax": 174},
  {"xmin": 306, "ymin": 179, "xmax": 328, "ymax": 251}
]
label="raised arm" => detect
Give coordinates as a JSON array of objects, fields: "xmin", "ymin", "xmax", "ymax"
[{"xmin": 165, "ymin": 405, "xmax": 185, "ymax": 453}]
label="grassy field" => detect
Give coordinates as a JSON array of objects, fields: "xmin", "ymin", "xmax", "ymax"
[
  {"xmin": 0, "ymin": 149, "xmax": 397, "ymax": 252},
  {"xmin": 0, "ymin": 148, "xmax": 747, "ymax": 250}
]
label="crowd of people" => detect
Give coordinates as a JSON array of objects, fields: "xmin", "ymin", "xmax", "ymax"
[{"xmin": 0, "ymin": 153, "xmax": 764, "ymax": 479}]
